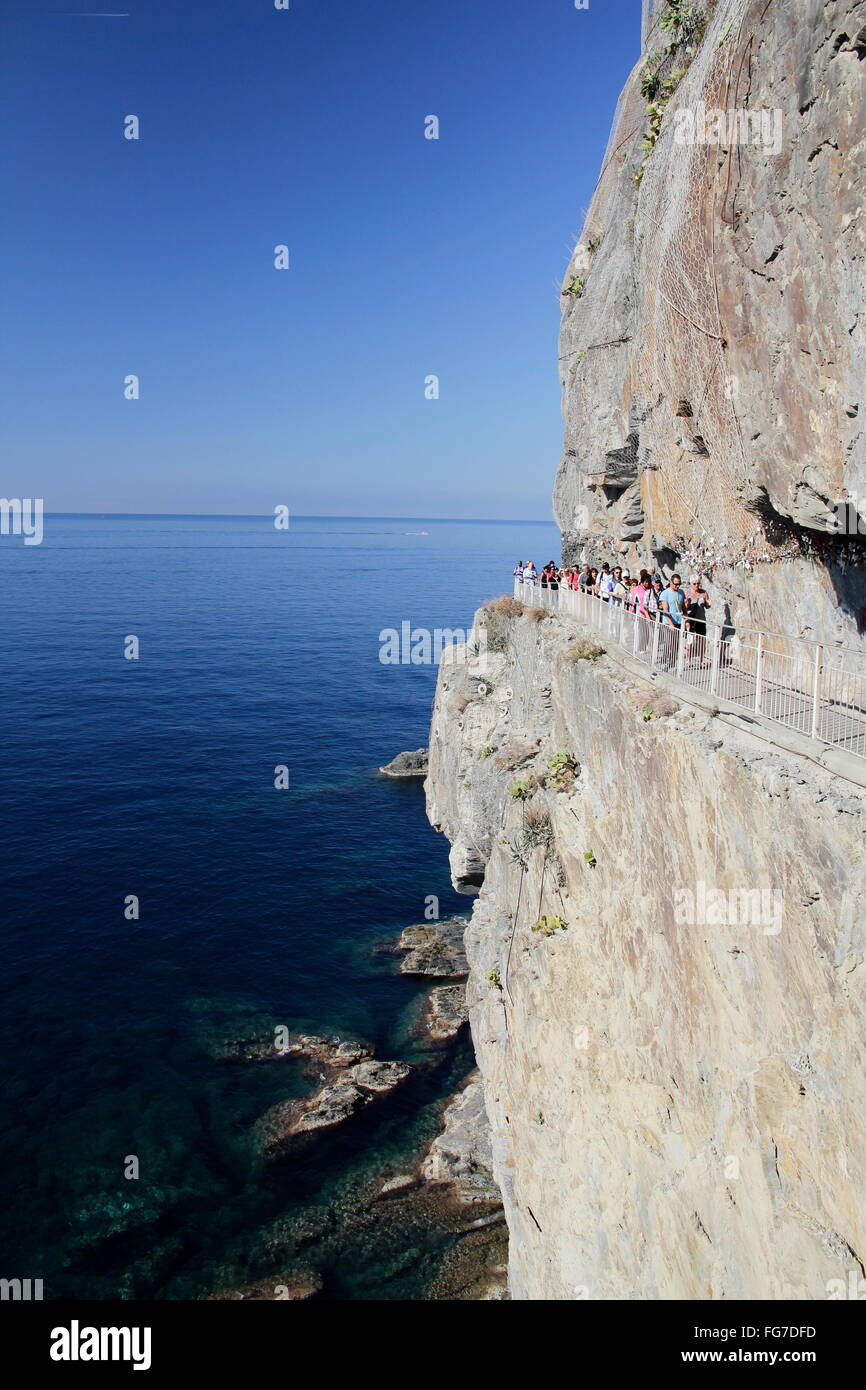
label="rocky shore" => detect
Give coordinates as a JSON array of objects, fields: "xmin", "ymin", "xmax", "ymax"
[
  {"xmin": 414, "ymin": 984, "xmax": 469, "ymax": 1044},
  {"xmin": 197, "ymin": 913, "xmax": 505, "ymax": 1299},
  {"xmin": 395, "ymin": 916, "xmax": 469, "ymax": 977},
  {"xmin": 236, "ymin": 1034, "xmax": 413, "ymax": 1161},
  {"xmin": 379, "ymin": 748, "xmax": 428, "ymax": 778}
]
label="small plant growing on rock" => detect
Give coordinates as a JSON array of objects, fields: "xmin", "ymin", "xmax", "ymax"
[
  {"xmin": 633, "ymin": 4, "xmax": 704, "ymax": 186},
  {"xmin": 463, "ymin": 779, "xmax": 472, "ymax": 789},
  {"xmin": 639, "ymin": 61, "xmax": 661, "ymax": 100},
  {"xmin": 486, "ymin": 595, "xmax": 525, "ymax": 618},
  {"xmin": 659, "ymin": 0, "xmax": 700, "ymax": 44},
  {"xmin": 642, "ymin": 705, "xmax": 656, "ymax": 722},
  {"xmin": 520, "ymin": 805, "xmax": 554, "ymax": 852},
  {"xmin": 480, "ymin": 594, "xmax": 524, "ymax": 654},
  {"xmin": 662, "ymin": 65, "xmax": 689, "ymax": 94},
  {"xmin": 563, "ymin": 272, "xmax": 586, "ymax": 298},
  {"xmin": 508, "ymin": 841, "xmax": 528, "ymax": 871},
  {"xmin": 487, "ymin": 968, "xmax": 502, "ymax": 990},
  {"xmin": 532, "ymin": 914, "xmax": 567, "ymax": 937},
  {"xmin": 547, "ymin": 750, "xmax": 579, "ymax": 791},
  {"xmin": 480, "ymin": 745, "xmax": 494, "ymax": 759},
  {"xmin": 584, "ymin": 848, "xmax": 597, "ymax": 867},
  {"xmin": 568, "ymin": 640, "xmax": 605, "ymax": 664},
  {"xmin": 508, "ymin": 775, "xmax": 536, "ymax": 801}
]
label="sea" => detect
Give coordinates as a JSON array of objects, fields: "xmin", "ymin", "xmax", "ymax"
[{"xmin": 0, "ymin": 512, "xmax": 558, "ymax": 1300}]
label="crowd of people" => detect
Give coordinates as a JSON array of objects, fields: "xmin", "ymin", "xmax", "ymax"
[{"xmin": 513, "ymin": 560, "xmax": 712, "ymax": 636}]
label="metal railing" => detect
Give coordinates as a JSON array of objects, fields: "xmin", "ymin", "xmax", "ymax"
[{"xmin": 514, "ymin": 579, "xmax": 866, "ymax": 764}]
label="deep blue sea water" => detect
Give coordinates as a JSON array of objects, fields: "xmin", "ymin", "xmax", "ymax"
[{"xmin": 0, "ymin": 513, "xmax": 557, "ymax": 1299}]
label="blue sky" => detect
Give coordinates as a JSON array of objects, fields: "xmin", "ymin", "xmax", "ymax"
[{"xmin": 1, "ymin": 0, "xmax": 641, "ymax": 518}]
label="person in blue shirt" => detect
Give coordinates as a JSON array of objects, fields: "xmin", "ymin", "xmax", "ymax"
[{"xmin": 659, "ymin": 574, "xmax": 686, "ymax": 627}]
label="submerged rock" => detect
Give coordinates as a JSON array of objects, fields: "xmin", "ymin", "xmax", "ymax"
[
  {"xmin": 256, "ymin": 1058, "xmax": 411, "ymax": 1161},
  {"xmin": 376, "ymin": 1173, "xmax": 419, "ymax": 1199},
  {"xmin": 207, "ymin": 1269, "xmax": 322, "ymax": 1301},
  {"xmin": 66, "ymin": 1191, "xmax": 170, "ymax": 1253},
  {"xmin": 216, "ymin": 1031, "xmax": 371, "ymax": 1068},
  {"xmin": 379, "ymin": 748, "xmax": 428, "ymax": 778},
  {"xmin": 396, "ymin": 918, "xmax": 469, "ymax": 978},
  {"xmin": 416, "ymin": 984, "xmax": 469, "ymax": 1044},
  {"xmin": 425, "ymin": 1227, "xmax": 509, "ymax": 1301}
]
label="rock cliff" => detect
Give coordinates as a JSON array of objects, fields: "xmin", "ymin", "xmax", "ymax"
[
  {"xmin": 428, "ymin": 599, "xmax": 866, "ymax": 1299},
  {"xmin": 426, "ymin": 0, "xmax": 866, "ymax": 1300},
  {"xmin": 557, "ymin": 0, "xmax": 866, "ymax": 646}
]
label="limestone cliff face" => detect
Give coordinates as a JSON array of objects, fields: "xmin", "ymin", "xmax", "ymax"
[
  {"xmin": 427, "ymin": 604, "xmax": 866, "ymax": 1299},
  {"xmin": 557, "ymin": 0, "xmax": 866, "ymax": 646},
  {"xmin": 426, "ymin": 0, "xmax": 866, "ymax": 1299}
]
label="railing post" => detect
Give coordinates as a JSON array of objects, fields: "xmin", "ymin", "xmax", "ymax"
[
  {"xmin": 676, "ymin": 621, "xmax": 686, "ymax": 678},
  {"xmin": 754, "ymin": 632, "xmax": 764, "ymax": 713},
  {"xmin": 811, "ymin": 645, "xmax": 823, "ymax": 740},
  {"xmin": 618, "ymin": 603, "xmax": 626, "ymax": 645},
  {"xmin": 650, "ymin": 617, "xmax": 660, "ymax": 669},
  {"xmin": 710, "ymin": 625, "xmax": 721, "ymax": 695}
]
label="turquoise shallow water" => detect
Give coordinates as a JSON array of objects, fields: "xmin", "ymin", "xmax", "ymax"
[{"xmin": 0, "ymin": 512, "xmax": 557, "ymax": 1298}]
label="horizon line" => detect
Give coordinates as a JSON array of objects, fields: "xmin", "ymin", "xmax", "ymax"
[{"xmin": 41, "ymin": 511, "xmax": 557, "ymax": 525}]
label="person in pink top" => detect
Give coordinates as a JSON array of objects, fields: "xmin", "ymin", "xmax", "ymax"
[{"xmin": 631, "ymin": 570, "xmax": 652, "ymax": 617}]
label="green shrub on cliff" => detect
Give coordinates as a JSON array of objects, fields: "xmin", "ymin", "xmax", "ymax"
[
  {"xmin": 639, "ymin": 62, "xmax": 661, "ymax": 100},
  {"xmin": 633, "ymin": 3, "xmax": 706, "ymax": 186},
  {"xmin": 659, "ymin": 0, "xmax": 701, "ymax": 44},
  {"xmin": 508, "ymin": 775, "xmax": 536, "ymax": 801},
  {"xmin": 532, "ymin": 915, "xmax": 567, "ymax": 937}
]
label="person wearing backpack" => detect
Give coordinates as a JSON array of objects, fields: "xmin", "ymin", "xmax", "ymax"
[{"xmin": 646, "ymin": 576, "xmax": 663, "ymax": 620}]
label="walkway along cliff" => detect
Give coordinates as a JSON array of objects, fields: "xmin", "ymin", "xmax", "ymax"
[{"xmin": 425, "ymin": 0, "xmax": 866, "ymax": 1300}]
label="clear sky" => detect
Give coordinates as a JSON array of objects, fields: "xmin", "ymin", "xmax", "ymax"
[{"xmin": 1, "ymin": 0, "xmax": 641, "ymax": 518}]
